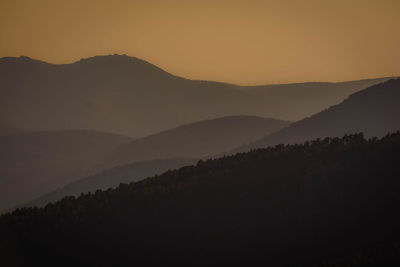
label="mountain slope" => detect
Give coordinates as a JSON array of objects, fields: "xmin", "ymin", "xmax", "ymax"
[
  {"xmin": 20, "ymin": 158, "xmax": 197, "ymax": 209},
  {"xmin": 8, "ymin": 116, "xmax": 288, "ymax": 210},
  {"xmin": 98, "ymin": 116, "xmax": 289, "ymax": 168},
  {"xmin": 243, "ymin": 78, "xmax": 395, "ymax": 120},
  {"xmin": 0, "ymin": 130, "xmax": 131, "ymax": 211},
  {"xmin": 236, "ymin": 79, "xmax": 400, "ymax": 152},
  {"xmin": 1, "ymin": 133, "xmax": 400, "ymax": 266},
  {"xmin": 0, "ymin": 55, "xmax": 392, "ymax": 137}
]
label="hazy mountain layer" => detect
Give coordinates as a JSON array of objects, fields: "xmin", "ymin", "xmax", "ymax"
[
  {"xmin": 0, "ymin": 130, "xmax": 131, "ymax": 211},
  {"xmin": 20, "ymin": 158, "xmax": 197, "ymax": 209},
  {"xmin": 235, "ymin": 79, "xmax": 400, "ymax": 152},
  {"xmin": 0, "ymin": 116, "xmax": 288, "ymax": 212},
  {"xmin": 0, "ymin": 55, "xmax": 391, "ymax": 137},
  {"xmin": 99, "ymin": 116, "xmax": 289, "ymax": 169}
]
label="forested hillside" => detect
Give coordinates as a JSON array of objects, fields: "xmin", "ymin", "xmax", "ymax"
[{"xmin": 2, "ymin": 132, "xmax": 400, "ymax": 266}]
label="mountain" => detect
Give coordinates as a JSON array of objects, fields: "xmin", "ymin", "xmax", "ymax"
[
  {"xmin": 1, "ymin": 116, "xmax": 287, "ymax": 212},
  {"xmin": 0, "ymin": 130, "xmax": 131, "ymax": 211},
  {"xmin": 99, "ymin": 116, "xmax": 289, "ymax": 168},
  {"xmin": 236, "ymin": 79, "xmax": 400, "ymax": 152},
  {"xmin": 240, "ymin": 78, "xmax": 396, "ymax": 120},
  {"xmin": 1, "ymin": 133, "xmax": 400, "ymax": 266},
  {"xmin": 20, "ymin": 158, "xmax": 197, "ymax": 209},
  {"xmin": 0, "ymin": 55, "xmax": 392, "ymax": 137},
  {"xmin": 7, "ymin": 116, "xmax": 287, "ymax": 211}
]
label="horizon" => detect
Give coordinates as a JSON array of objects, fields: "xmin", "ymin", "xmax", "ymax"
[
  {"xmin": 1, "ymin": 0, "xmax": 399, "ymax": 85},
  {"xmin": 2, "ymin": 54, "xmax": 398, "ymax": 86}
]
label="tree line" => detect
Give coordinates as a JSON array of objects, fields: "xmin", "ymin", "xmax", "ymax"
[{"xmin": 1, "ymin": 132, "xmax": 400, "ymax": 266}]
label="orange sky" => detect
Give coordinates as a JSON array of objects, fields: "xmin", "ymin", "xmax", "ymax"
[{"xmin": 0, "ymin": 0, "xmax": 399, "ymax": 84}]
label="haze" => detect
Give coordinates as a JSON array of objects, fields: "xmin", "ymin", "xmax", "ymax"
[{"xmin": 1, "ymin": 0, "xmax": 399, "ymax": 84}]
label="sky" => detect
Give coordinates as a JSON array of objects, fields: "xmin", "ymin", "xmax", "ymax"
[{"xmin": 0, "ymin": 0, "xmax": 399, "ymax": 85}]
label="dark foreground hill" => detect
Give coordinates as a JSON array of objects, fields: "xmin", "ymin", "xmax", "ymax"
[
  {"xmin": 0, "ymin": 55, "xmax": 391, "ymax": 136},
  {"xmin": 0, "ymin": 130, "xmax": 131, "ymax": 211},
  {"xmin": 2, "ymin": 132, "xmax": 400, "ymax": 266},
  {"xmin": 236, "ymin": 78, "xmax": 400, "ymax": 152},
  {"xmin": 100, "ymin": 116, "xmax": 289, "ymax": 168}
]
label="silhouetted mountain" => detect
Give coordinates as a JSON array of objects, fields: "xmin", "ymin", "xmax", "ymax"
[
  {"xmin": 0, "ymin": 130, "xmax": 131, "ymax": 211},
  {"xmin": 0, "ymin": 55, "xmax": 392, "ymax": 137},
  {"xmin": 243, "ymin": 78, "xmax": 396, "ymax": 120},
  {"xmin": 99, "ymin": 116, "xmax": 289, "ymax": 168},
  {"xmin": 1, "ymin": 133, "xmax": 400, "ymax": 266},
  {"xmin": 235, "ymin": 79, "xmax": 400, "ymax": 152},
  {"xmin": 20, "ymin": 158, "xmax": 196, "ymax": 209},
  {"xmin": 2, "ymin": 116, "xmax": 288, "ymax": 212}
]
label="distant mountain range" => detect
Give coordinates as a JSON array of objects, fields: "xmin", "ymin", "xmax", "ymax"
[
  {"xmin": 1, "ymin": 116, "xmax": 288, "ymax": 211},
  {"xmin": 98, "ymin": 116, "xmax": 289, "ymax": 169},
  {"xmin": 0, "ymin": 130, "xmax": 131, "ymax": 211},
  {"xmin": 16, "ymin": 76, "xmax": 400, "ymax": 210},
  {"xmin": 15, "ymin": 116, "xmax": 288, "ymax": 209},
  {"xmin": 1, "ymin": 56, "xmax": 398, "ymax": 213},
  {"xmin": 0, "ymin": 54, "xmax": 393, "ymax": 137},
  {"xmin": 234, "ymin": 78, "xmax": 400, "ymax": 152}
]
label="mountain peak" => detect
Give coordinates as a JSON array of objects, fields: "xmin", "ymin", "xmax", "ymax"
[
  {"xmin": 0, "ymin": 54, "xmax": 174, "ymax": 77},
  {"xmin": 72, "ymin": 54, "xmax": 175, "ymax": 78},
  {"xmin": 77, "ymin": 54, "xmax": 140, "ymax": 64}
]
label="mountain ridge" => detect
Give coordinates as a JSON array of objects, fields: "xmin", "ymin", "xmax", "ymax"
[
  {"xmin": 1, "ymin": 55, "xmax": 394, "ymax": 86},
  {"xmin": 233, "ymin": 78, "xmax": 400, "ymax": 153},
  {"xmin": 0, "ymin": 54, "xmax": 393, "ymax": 137},
  {"xmin": 98, "ymin": 115, "xmax": 289, "ymax": 169},
  {"xmin": 0, "ymin": 115, "xmax": 287, "ymax": 212}
]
